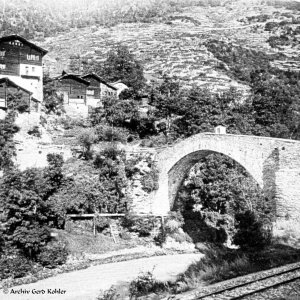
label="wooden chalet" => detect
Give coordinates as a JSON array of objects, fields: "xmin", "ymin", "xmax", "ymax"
[
  {"xmin": 54, "ymin": 72, "xmax": 90, "ymax": 105},
  {"xmin": 81, "ymin": 73, "xmax": 118, "ymax": 107},
  {"xmin": 53, "ymin": 71, "xmax": 120, "ymax": 118},
  {"xmin": 0, "ymin": 77, "xmax": 39, "ymax": 112},
  {"xmin": 0, "ymin": 35, "xmax": 48, "ymax": 103}
]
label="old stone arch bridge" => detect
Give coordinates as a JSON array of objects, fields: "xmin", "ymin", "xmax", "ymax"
[{"xmin": 144, "ymin": 133, "xmax": 300, "ymax": 234}]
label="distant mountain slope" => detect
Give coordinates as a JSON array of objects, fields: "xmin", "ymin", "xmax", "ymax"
[{"xmin": 37, "ymin": 0, "xmax": 300, "ymax": 94}]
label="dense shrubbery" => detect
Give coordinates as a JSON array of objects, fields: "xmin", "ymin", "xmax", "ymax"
[
  {"xmin": 6, "ymin": 92, "xmax": 30, "ymax": 113},
  {"xmin": 89, "ymin": 96, "xmax": 146, "ymax": 139},
  {"xmin": 129, "ymin": 271, "xmax": 168, "ymax": 298},
  {"xmin": 95, "ymin": 125, "xmax": 131, "ymax": 143},
  {"xmin": 43, "ymin": 76, "xmax": 64, "ymax": 115},
  {"xmin": 36, "ymin": 242, "xmax": 68, "ymax": 268},
  {"xmin": 205, "ymin": 40, "xmax": 300, "ymax": 140},
  {"xmin": 49, "ymin": 145, "xmax": 131, "ymax": 217},
  {"xmin": 0, "ymin": 254, "xmax": 34, "ymax": 280},
  {"xmin": 0, "ymin": 111, "xmax": 19, "ymax": 171},
  {"xmin": 89, "ymin": 45, "xmax": 145, "ymax": 93},
  {"xmin": 0, "ymin": 153, "xmax": 70, "ymax": 279},
  {"xmin": 27, "ymin": 126, "xmax": 41, "ymax": 137},
  {"xmin": 95, "ymin": 216, "xmax": 111, "ymax": 233},
  {"xmin": 122, "ymin": 214, "xmax": 156, "ymax": 237},
  {"xmin": 77, "ymin": 129, "xmax": 97, "ymax": 160},
  {"xmin": 0, "ymin": 154, "xmax": 65, "ymax": 259},
  {"xmin": 174, "ymin": 154, "xmax": 274, "ymax": 245},
  {"xmin": 96, "ymin": 286, "xmax": 120, "ymax": 300},
  {"xmin": 140, "ymin": 163, "xmax": 159, "ymax": 193},
  {"xmin": 234, "ymin": 210, "xmax": 272, "ymax": 251}
]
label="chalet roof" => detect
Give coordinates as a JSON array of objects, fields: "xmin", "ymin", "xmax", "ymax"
[
  {"xmin": 82, "ymin": 73, "xmax": 117, "ymax": 90},
  {"xmin": 0, "ymin": 77, "xmax": 32, "ymax": 95},
  {"xmin": 31, "ymin": 97, "xmax": 40, "ymax": 103},
  {"xmin": 0, "ymin": 77, "xmax": 41, "ymax": 102},
  {"xmin": 55, "ymin": 72, "xmax": 90, "ymax": 85},
  {"xmin": 0, "ymin": 35, "xmax": 48, "ymax": 56},
  {"xmin": 110, "ymin": 82, "xmax": 129, "ymax": 90}
]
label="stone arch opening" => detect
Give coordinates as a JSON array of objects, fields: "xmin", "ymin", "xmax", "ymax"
[
  {"xmin": 168, "ymin": 151, "xmax": 267, "ymax": 244},
  {"xmin": 168, "ymin": 149, "xmax": 262, "ymax": 210}
]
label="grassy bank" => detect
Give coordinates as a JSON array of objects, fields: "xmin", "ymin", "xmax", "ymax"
[
  {"xmin": 111, "ymin": 243, "xmax": 300, "ymax": 299},
  {"xmin": 174, "ymin": 243, "xmax": 300, "ymax": 292}
]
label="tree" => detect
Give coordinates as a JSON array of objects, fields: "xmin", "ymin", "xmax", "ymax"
[
  {"xmin": 77, "ymin": 129, "xmax": 97, "ymax": 160},
  {"xmin": 49, "ymin": 146, "xmax": 131, "ymax": 215},
  {"xmin": 0, "ymin": 154, "xmax": 65, "ymax": 258},
  {"xmin": 150, "ymin": 75, "xmax": 183, "ymax": 142},
  {"xmin": 6, "ymin": 91, "xmax": 30, "ymax": 113},
  {"xmin": 170, "ymin": 86, "xmax": 238, "ymax": 137},
  {"xmin": 233, "ymin": 210, "xmax": 272, "ymax": 251},
  {"xmin": 97, "ymin": 45, "xmax": 145, "ymax": 93},
  {"xmin": 251, "ymin": 73, "xmax": 300, "ymax": 139},
  {"xmin": 102, "ymin": 96, "xmax": 140, "ymax": 130},
  {"xmin": 0, "ymin": 111, "xmax": 19, "ymax": 171},
  {"xmin": 175, "ymin": 154, "xmax": 273, "ymax": 244},
  {"xmin": 151, "ymin": 82, "xmax": 253, "ymax": 140},
  {"xmin": 43, "ymin": 75, "xmax": 64, "ymax": 115}
]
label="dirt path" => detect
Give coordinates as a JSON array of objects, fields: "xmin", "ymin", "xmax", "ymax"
[{"xmin": 1, "ymin": 253, "xmax": 203, "ymax": 300}]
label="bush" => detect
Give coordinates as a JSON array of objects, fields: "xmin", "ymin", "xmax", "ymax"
[
  {"xmin": 10, "ymin": 225, "xmax": 51, "ymax": 259},
  {"xmin": 122, "ymin": 214, "xmax": 156, "ymax": 237},
  {"xmin": 77, "ymin": 129, "xmax": 97, "ymax": 160},
  {"xmin": 141, "ymin": 164, "xmax": 159, "ymax": 193},
  {"xmin": 154, "ymin": 211, "xmax": 186, "ymax": 246},
  {"xmin": 120, "ymin": 231, "xmax": 132, "ymax": 240},
  {"xmin": 95, "ymin": 216, "xmax": 111, "ymax": 232},
  {"xmin": 129, "ymin": 271, "xmax": 168, "ymax": 298},
  {"xmin": 58, "ymin": 117, "xmax": 86, "ymax": 130},
  {"xmin": 95, "ymin": 125, "xmax": 130, "ymax": 143},
  {"xmin": 7, "ymin": 92, "xmax": 30, "ymax": 113},
  {"xmin": 94, "ymin": 146, "xmax": 125, "ymax": 167},
  {"xmin": 233, "ymin": 210, "xmax": 272, "ymax": 251},
  {"xmin": 165, "ymin": 211, "xmax": 184, "ymax": 229},
  {"xmin": 165, "ymin": 219, "xmax": 181, "ymax": 233},
  {"xmin": 27, "ymin": 126, "xmax": 41, "ymax": 137},
  {"xmin": 36, "ymin": 242, "xmax": 68, "ymax": 268},
  {"xmin": 140, "ymin": 134, "xmax": 168, "ymax": 147},
  {"xmin": 154, "ymin": 231, "xmax": 167, "ymax": 246},
  {"xmin": 0, "ymin": 254, "xmax": 33, "ymax": 280},
  {"xmin": 124, "ymin": 157, "xmax": 141, "ymax": 179},
  {"xmin": 170, "ymin": 231, "xmax": 193, "ymax": 244},
  {"xmin": 96, "ymin": 286, "xmax": 120, "ymax": 300},
  {"xmin": 94, "ymin": 147, "xmax": 125, "ymax": 169}
]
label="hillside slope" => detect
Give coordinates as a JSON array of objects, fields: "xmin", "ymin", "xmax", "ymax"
[{"xmin": 38, "ymin": 0, "xmax": 300, "ymax": 94}]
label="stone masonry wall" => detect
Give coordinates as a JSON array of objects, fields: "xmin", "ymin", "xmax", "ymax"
[{"xmin": 148, "ymin": 133, "xmax": 300, "ymax": 238}]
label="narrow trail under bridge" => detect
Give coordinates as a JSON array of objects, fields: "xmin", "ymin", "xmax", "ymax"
[{"xmin": 1, "ymin": 253, "xmax": 202, "ymax": 300}]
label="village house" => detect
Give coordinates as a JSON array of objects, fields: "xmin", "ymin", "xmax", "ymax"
[
  {"xmin": 0, "ymin": 34, "xmax": 48, "ymax": 107},
  {"xmin": 53, "ymin": 71, "xmax": 120, "ymax": 118},
  {"xmin": 53, "ymin": 71, "xmax": 90, "ymax": 118},
  {"xmin": 81, "ymin": 73, "xmax": 118, "ymax": 107},
  {"xmin": 0, "ymin": 77, "xmax": 39, "ymax": 112}
]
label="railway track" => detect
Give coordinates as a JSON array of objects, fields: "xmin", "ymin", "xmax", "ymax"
[{"xmin": 194, "ymin": 263, "xmax": 300, "ymax": 299}]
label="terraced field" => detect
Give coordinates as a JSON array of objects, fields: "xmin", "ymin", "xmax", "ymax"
[{"xmin": 39, "ymin": 1, "xmax": 300, "ymax": 94}]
